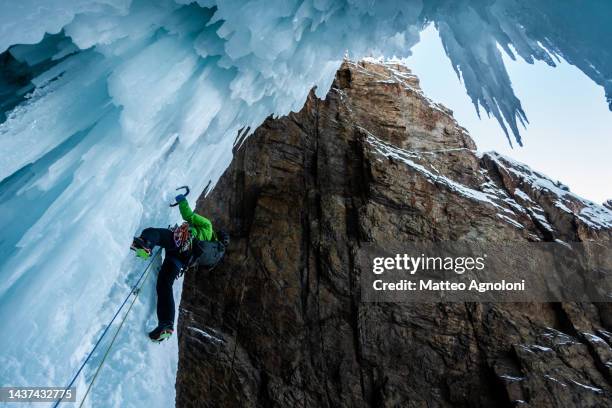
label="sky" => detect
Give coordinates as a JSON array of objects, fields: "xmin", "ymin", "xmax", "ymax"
[{"xmin": 404, "ymin": 25, "xmax": 612, "ymax": 204}]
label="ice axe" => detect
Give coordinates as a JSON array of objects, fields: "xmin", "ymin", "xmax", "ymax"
[{"xmin": 170, "ymin": 186, "xmax": 190, "ymax": 207}]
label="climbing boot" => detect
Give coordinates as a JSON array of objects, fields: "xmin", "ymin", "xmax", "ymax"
[{"xmin": 148, "ymin": 324, "xmax": 173, "ymax": 342}]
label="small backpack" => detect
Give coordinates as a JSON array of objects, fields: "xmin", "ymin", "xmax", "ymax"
[{"xmin": 190, "ymin": 230, "xmax": 230, "ymax": 269}]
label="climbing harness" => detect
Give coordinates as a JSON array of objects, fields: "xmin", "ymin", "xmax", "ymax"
[{"xmin": 52, "ymin": 249, "xmax": 161, "ymax": 408}]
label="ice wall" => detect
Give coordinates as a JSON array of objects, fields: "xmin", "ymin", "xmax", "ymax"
[{"xmin": 0, "ymin": 0, "xmax": 610, "ymax": 407}]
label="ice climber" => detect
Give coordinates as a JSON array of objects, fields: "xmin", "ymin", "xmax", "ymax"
[{"xmin": 130, "ymin": 192, "xmax": 228, "ymax": 342}]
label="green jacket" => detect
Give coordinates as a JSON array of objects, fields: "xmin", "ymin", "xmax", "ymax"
[{"xmin": 178, "ymin": 199, "xmax": 214, "ymax": 241}]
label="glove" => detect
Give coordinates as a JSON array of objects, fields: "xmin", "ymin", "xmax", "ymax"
[{"xmin": 175, "ymin": 194, "xmax": 186, "ymax": 203}]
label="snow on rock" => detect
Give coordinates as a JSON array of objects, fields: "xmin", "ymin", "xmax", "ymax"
[
  {"xmin": 188, "ymin": 326, "xmax": 225, "ymax": 344},
  {"xmin": 345, "ymin": 60, "xmax": 611, "ymax": 242},
  {"xmin": 355, "ymin": 59, "xmax": 612, "ymax": 245},
  {"xmin": 499, "ymin": 374, "xmax": 525, "ymax": 382},
  {"xmin": 544, "ymin": 375, "xmax": 568, "ymax": 387},
  {"xmin": 483, "ymin": 152, "xmax": 612, "ymax": 234},
  {"xmin": 569, "ymin": 380, "xmax": 604, "ymax": 394},
  {"xmin": 366, "ymin": 132, "xmax": 528, "ymax": 231}
]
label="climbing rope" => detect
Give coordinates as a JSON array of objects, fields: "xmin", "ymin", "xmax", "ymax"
[
  {"xmin": 221, "ymin": 258, "xmax": 251, "ymax": 399},
  {"xmin": 52, "ymin": 249, "xmax": 161, "ymax": 408},
  {"xmin": 226, "ymin": 279, "xmax": 247, "ymax": 385}
]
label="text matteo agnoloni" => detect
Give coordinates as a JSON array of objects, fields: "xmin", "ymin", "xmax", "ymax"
[{"xmin": 371, "ymin": 254, "xmax": 526, "ymax": 293}]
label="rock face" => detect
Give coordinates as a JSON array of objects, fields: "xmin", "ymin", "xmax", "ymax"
[{"xmin": 176, "ymin": 61, "xmax": 612, "ymax": 407}]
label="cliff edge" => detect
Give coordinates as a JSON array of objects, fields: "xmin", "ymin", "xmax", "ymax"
[{"xmin": 176, "ymin": 60, "xmax": 612, "ymax": 407}]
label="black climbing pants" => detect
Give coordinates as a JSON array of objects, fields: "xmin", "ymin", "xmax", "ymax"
[{"xmin": 140, "ymin": 227, "xmax": 185, "ymax": 328}]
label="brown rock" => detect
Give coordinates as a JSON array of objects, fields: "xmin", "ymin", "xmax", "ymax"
[{"xmin": 176, "ymin": 60, "xmax": 612, "ymax": 407}]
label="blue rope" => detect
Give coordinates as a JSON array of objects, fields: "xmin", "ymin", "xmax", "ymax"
[{"xmin": 52, "ymin": 249, "xmax": 161, "ymax": 408}]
